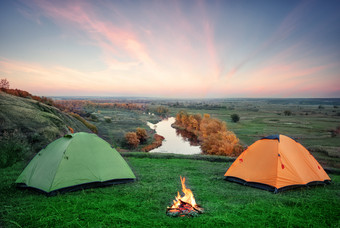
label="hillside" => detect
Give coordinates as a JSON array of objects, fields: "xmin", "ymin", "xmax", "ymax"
[{"xmin": 0, "ymin": 91, "xmax": 90, "ymax": 167}]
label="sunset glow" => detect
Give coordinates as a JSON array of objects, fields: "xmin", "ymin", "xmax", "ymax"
[{"xmin": 1, "ymin": 0, "xmax": 339, "ymax": 98}]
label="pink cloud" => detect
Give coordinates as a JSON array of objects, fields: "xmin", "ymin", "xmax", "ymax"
[
  {"xmin": 8, "ymin": 1, "xmax": 338, "ymax": 98},
  {"xmin": 32, "ymin": 0, "xmax": 157, "ymax": 71}
]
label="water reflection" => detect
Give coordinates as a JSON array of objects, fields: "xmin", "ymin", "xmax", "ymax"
[
  {"xmin": 175, "ymin": 128, "xmax": 200, "ymax": 146},
  {"xmin": 147, "ymin": 117, "xmax": 202, "ymax": 155}
]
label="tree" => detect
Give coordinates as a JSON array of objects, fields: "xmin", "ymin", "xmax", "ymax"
[
  {"xmin": 0, "ymin": 78, "xmax": 10, "ymax": 89},
  {"xmin": 125, "ymin": 132, "xmax": 140, "ymax": 148},
  {"xmin": 201, "ymin": 130, "xmax": 241, "ymax": 156},
  {"xmin": 200, "ymin": 118, "xmax": 225, "ymax": 139},
  {"xmin": 231, "ymin": 114, "xmax": 240, "ymax": 123},
  {"xmin": 284, "ymin": 110, "xmax": 292, "ymax": 116},
  {"xmin": 136, "ymin": 128, "xmax": 148, "ymax": 143}
]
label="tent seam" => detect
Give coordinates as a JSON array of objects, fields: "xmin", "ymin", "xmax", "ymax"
[{"xmin": 48, "ymin": 139, "xmax": 73, "ymax": 192}]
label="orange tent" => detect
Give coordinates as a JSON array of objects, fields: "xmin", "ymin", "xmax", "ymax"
[{"xmin": 225, "ymin": 135, "xmax": 331, "ymax": 193}]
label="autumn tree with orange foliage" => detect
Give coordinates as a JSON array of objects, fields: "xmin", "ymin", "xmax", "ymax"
[
  {"xmin": 136, "ymin": 128, "xmax": 148, "ymax": 143},
  {"xmin": 175, "ymin": 111, "xmax": 243, "ymax": 156},
  {"xmin": 125, "ymin": 132, "xmax": 140, "ymax": 148}
]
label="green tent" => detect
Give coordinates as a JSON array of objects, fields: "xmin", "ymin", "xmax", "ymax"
[{"xmin": 16, "ymin": 132, "xmax": 136, "ymax": 195}]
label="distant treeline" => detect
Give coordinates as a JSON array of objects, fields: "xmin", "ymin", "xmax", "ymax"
[
  {"xmin": 54, "ymin": 100, "xmax": 169, "ymax": 117},
  {"xmin": 169, "ymin": 102, "xmax": 227, "ymax": 110},
  {"xmin": 54, "ymin": 100, "xmax": 146, "ymax": 114},
  {"xmin": 266, "ymin": 98, "xmax": 340, "ymax": 106}
]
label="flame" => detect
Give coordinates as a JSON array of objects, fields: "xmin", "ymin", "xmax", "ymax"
[{"xmin": 170, "ymin": 176, "xmax": 197, "ymax": 209}]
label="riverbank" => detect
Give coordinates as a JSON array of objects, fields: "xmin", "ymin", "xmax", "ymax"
[
  {"xmin": 141, "ymin": 134, "xmax": 165, "ymax": 152},
  {"xmin": 147, "ymin": 117, "xmax": 201, "ymax": 155}
]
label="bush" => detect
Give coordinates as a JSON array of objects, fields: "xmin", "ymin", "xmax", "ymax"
[
  {"xmin": 125, "ymin": 132, "xmax": 140, "ymax": 149},
  {"xmin": 284, "ymin": 110, "xmax": 292, "ymax": 116},
  {"xmin": 90, "ymin": 113, "xmax": 99, "ymax": 121},
  {"xmin": 136, "ymin": 128, "xmax": 148, "ymax": 143},
  {"xmin": 0, "ymin": 130, "xmax": 30, "ymax": 168},
  {"xmin": 104, "ymin": 116, "xmax": 112, "ymax": 123},
  {"xmin": 230, "ymin": 114, "xmax": 240, "ymax": 123},
  {"xmin": 69, "ymin": 113, "xmax": 98, "ymax": 133}
]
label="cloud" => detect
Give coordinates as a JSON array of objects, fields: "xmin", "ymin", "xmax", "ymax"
[
  {"xmin": 5, "ymin": 0, "xmax": 339, "ymax": 98},
  {"xmin": 30, "ymin": 0, "xmax": 158, "ymax": 72}
]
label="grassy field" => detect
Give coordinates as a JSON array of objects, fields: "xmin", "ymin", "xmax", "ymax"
[
  {"xmin": 2, "ymin": 97, "xmax": 339, "ymax": 226},
  {"xmin": 81, "ymin": 98, "xmax": 340, "ymax": 168},
  {"xmin": 84, "ymin": 108, "xmax": 161, "ymax": 149},
  {"xmin": 165, "ymin": 99, "xmax": 340, "ymax": 168},
  {"xmin": 1, "ymin": 153, "xmax": 339, "ymax": 227},
  {"xmin": 167, "ymin": 99, "xmax": 340, "ymax": 146}
]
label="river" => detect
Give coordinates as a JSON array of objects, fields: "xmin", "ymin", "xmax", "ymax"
[{"xmin": 147, "ymin": 117, "xmax": 202, "ymax": 155}]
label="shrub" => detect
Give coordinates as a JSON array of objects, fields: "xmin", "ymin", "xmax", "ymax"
[
  {"xmin": 284, "ymin": 110, "xmax": 292, "ymax": 116},
  {"xmin": 104, "ymin": 116, "xmax": 112, "ymax": 123},
  {"xmin": 90, "ymin": 113, "xmax": 99, "ymax": 121},
  {"xmin": 231, "ymin": 114, "xmax": 240, "ymax": 123},
  {"xmin": 125, "ymin": 132, "xmax": 140, "ymax": 149},
  {"xmin": 136, "ymin": 128, "xmax": 148, "ymax": 143},
  {"xmin": 330, "ymin": 126, "xmax": 340, "ymax": 137},
  {"xmin": 0, "ymin": 130, "xmax": 29, "ymax": 168},
  {"xmin": 69, "ymin": 113, "xmax": 98, "ymax": 133}
]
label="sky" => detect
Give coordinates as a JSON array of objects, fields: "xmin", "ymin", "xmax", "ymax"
[{"xmin": 0, "ymin": 0, "xmax": 339, "ymax": 98}]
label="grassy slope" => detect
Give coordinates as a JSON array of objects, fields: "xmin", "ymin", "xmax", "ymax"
[
  {"xmin": 0, "ymin": 92, "xmax": 90, "ymax": 152},
  {"xmin": 1, "ymin": 154, "xmax": 339, "ymax": 227}
]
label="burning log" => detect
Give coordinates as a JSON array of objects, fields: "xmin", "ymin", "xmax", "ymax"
[{"xmin": 166, "ymin": 176, "xmax": 204, "ymax": 217}]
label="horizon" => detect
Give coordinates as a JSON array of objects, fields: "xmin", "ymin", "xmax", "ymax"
[
  {"xmin": 49, "ymin": 95, "xmax": 340, "ymax": 101},
  {"xmin": 1, "ymin": 0, "xmax": 340, "ymax": 98}
]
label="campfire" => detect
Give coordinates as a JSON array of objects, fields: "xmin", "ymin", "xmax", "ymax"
[{"xmin": 166, "ymin": 176, "xmax": 203, "ymax": 217}]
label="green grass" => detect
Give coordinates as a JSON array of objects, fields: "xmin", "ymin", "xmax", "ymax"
[
  {"xmin": 0, "ymin": 92, "xmax": 91, "ymax": 164},
  {"xmin": 85, "ymin": 108, "xmax": 161, "ymax": 148},
  {"xmin": 169, "ymin": 101, "xmax": 339, "ymax": 144},
  {"xmin": 1, "ymin": 153, "xmax": 339, "ymax": 227},
  {"xmin": 168, "ymin": 100, "xmax": 340, "ymax": 168}
]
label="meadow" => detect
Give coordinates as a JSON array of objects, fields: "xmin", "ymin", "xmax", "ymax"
[
  {"xmin": 87, "ymin": 98, "xmax": 340, "ymax": 169},
  {"xmin": 1, "ymin": 97, "xmax": 340, "ymax": 227},
  {"xmin": 84, "ymin": 108, "xmax": 161, "ymax": 149},
  {"xmin": 1, "ymin": 153, "xmax": 339, "ymax": 227}
]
